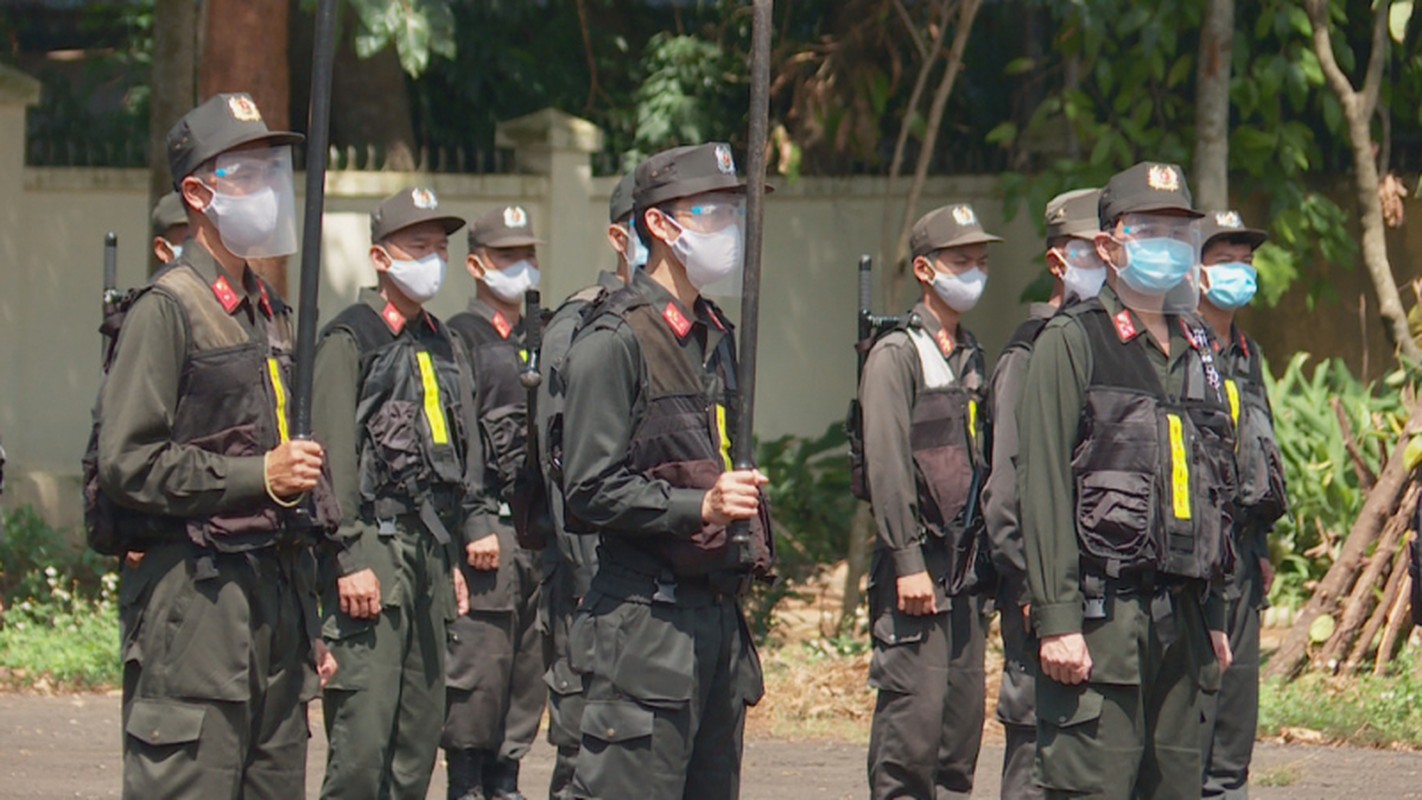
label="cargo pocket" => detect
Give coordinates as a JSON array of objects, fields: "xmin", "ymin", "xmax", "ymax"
[
  {"xmin": 1075, "ymin": 471, "xmax": 1153, "ymax": 565},
  {"xmin": 320, "ymin": 613, "xmax": 376, "ymax": 692},
  {"xmin": 580, "ymin": 699, "xmax": 655, "ymax": 747},
  {"xmin": 867, "ymin": 610, "xmax": 937, "ymax": 694},
  {"xmin": 606, "ymin": 603, "xmax": 694, "ymax": 707},
  {"xmin": 544, "ymin": 657, "xmax": 584, "ymax": 698},
  {"xmin": 125, "ymin": 698, "xmax": 207, "ymax": 751},
  {"xmin": 1035, "ymin": 681, "xmax": 1106, "ymax": 793},
  {"xmin": 160, "ymin": 569, "xmax": 251, "ymax": 702}
]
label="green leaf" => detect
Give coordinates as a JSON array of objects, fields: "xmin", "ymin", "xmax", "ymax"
[
  {"xmin": 1005, "ymin": 57, "xmax": 1037, "ymax": 76},
  {"xmin": 1391, "ymin": 0, "xmax": 1414, "ymax": 43},
  {"xmin": 985, "ymin": 121, "xmax": 1019, "ymax": 146}
]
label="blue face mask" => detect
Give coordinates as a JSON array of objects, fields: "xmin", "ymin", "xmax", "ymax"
[
  {"xmin": 1117, "ymin": 237, "xmax": 1195, "ymax": 294},
  {"xmin": 624, "ymin": 219, "xmax": 649, "ymax": 269},
  {"xmin": 1203, "ymin": 262, "xmax": 1257, "ymax": 310}
]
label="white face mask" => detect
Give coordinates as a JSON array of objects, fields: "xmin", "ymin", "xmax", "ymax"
[
  {"xmin": 668, "ymin": 218, "xmax": 743, "ymax": 290},
  {"xmin": 159, "ymin": 238, "xmax": 184, "ymax": 262},
  {"xmin": 1062, "ymin": 263, "xmax": 1106, "ymax": 300},
  {"xmin": 201, "ymin": 147, "xmax": 299, "ymax": 259},
  {"xmin": 207, "ymin": 187, "xmax": 281, "ymax": 252},
  {"xmin": 624, "ymin": 221, "xmax": 649, "ymax": 270},
  {"xmin": 481, "ymin": 258, "xmax": 541, "ymax": 303},
  {"xmin": 384, "ymin": 250, "xmax": 447, "ymax": 304},
  {"xmin": 930, "ymin": 266, "xmax": 987, "ymax": 312}
]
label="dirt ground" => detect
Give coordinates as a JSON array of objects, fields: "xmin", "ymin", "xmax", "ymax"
[{"xmin": 3, "ymin": 692, "xmax": 1422, "ymax": 799}]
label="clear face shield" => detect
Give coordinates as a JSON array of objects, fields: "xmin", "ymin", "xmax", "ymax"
[
  {"xmin": 664, "ymin": 191, "xmax": 746, "ymax": 299},
  {"xmin": 1054, "ymin": 238, "xmax": 1107, "ymax": 300},
  {"xmin": 1106, "ymin": 213, "xmax": 1201, "ymax": 315},
  {"xmin": 202, "ymin": 146, "xmax": 299, "ymax": 260}
]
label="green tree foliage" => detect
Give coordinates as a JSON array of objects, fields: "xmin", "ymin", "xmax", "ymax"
[{"xmin": 347, "ymin": 0, "xmax": 456, "ymax": 77}]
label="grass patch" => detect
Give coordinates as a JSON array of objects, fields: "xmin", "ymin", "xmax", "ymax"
[
  {"xmin": 1253, "ymin": 763, "xmax": 1303, "ymax": 788},
  {"xmin": 749, "ymin": 637, "xmax": 875, "ymax": 743},
  {"xmin": 1259, "ymin": 661, "xmax": 1422, "ymax": 749}
]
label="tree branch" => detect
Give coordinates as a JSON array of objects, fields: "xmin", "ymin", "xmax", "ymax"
[
  {"xmin": 1306, "ymin": 0, "xmax": 1360, "ymax": 116},
  {"xmin": 1360, "ymin": 0, "xmax": 1391, "ymax": 119},
  {"xmin": 890, "ymin": 0, "xmax": 928, "ymax": 61}
]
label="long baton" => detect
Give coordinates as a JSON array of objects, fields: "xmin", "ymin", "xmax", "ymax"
[
  {"xmin": 730, "ymin": 0, "xmax": 774, "ymax": 553},
  {"xmin": 291, "ymin": 0, "xmax": 339, "ymax": 438},
  {"xmin": 102, "ymin": 232, "xmax": 118, "ymax": 361}
]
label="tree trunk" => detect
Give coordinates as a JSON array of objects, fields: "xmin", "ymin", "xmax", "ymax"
[
  {"xmin": 330, "ymin": 4, "xmax": 418, "ymax": 173},
  {"xmin": 888, "ymin": 0, "xmax": 983, "ymax": 310},
  {"xmin": 1265, "ymin": 396, "xmax": 1422, "ymax": 681},
  {"xmin": 1192, "ymin": 0, "xmax": 1233, "ymax": 212},
  {"xmin": 1306, "ymin": 0, "xmax": 1422, "ymax": 362},
  {"xmin": 199, "ymin": 0, "xmax": 292, "ymax": 294},
  {"xmin": 147, "ymin": 0, "xmax": 198, "ymax": 272}
]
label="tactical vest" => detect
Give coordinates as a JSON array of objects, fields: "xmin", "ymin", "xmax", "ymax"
[
  {"xmin": 586, "ymin": 287, "xmax": 773, "ymax": 579},
  {"xmin": 1219, "ymin": 330, "xmax": 1289, "ymax": 529},
  {"xmin": 84, "ymin": 261, "xmax": 306, "ymax": 554},
  {"xmin": 322, "ymin": 303, "xmax": 468, "ymax": 542},
  {"xmin": 447, "ymin": 309, "xmax": 527, "ymax": 503},
  {"xmin": 1066, "ymin": 300, "xmax": 1237, "ymax": 581},
  {"xmin": 544, "ymin": 284, "xmax": 612, "ymax": 495}
]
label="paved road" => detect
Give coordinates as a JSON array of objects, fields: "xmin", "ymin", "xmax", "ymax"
[{"xmin": 2, "ymin": 693, "xmax": 1421, "ymax": 798}]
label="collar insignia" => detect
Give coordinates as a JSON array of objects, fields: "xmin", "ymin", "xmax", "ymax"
[
  {"xmin": 211, "ymin": 275, "xmax": 241, "ymax": 314},
  {"xmin": 663, "ymin": 302, "xmax": 692, "ymax": 338},
  {"xmin": 492, "ymin": 311, "xmax": 513, "ymax": 340},
  {"xmin": 257, "ymin": 281, "xmax": 273, "ymax": 318},
  {"xmin": 1113, "ymin": 308, "xmax": 1140, "ymax": 342},
  {"xmin": 381, "ymin": 303, "xmax": 407, "ymax": 334},
  {"xmin": 935, "ymin": 328, "xmax": 954, "ymax": 356}
]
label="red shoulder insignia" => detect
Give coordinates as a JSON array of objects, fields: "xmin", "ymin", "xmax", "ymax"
[
  {"xmin": 211, "ymin": 275, "xmax": 241, "ymax": 314},
  {"xmin": 663, "ymin": 302, "xmax": 692, "ymax": 338},
  {"xmin": 935, "ymin": 328, "xmax": 954, "ymax": 356},
  {"xmin": 492, "ymin": 312, "xmax": 513, "ymax": 340},
  {"xmin": 257, "ymin": 282, "xmax": 274, "ymax": 318},
  {"xmin": 1113, "ymin": 309, "xmax": 1140, "ymax": 342},
  {"xmin": 380, "ymin": 303, "xmax": 407, "ymax": 335}
]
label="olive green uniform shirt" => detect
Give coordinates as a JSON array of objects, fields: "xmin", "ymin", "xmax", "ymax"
[
  {"xmin": 312, "ymin": 288, "xmax": 487, "ymax": 580},
  {"xmin": 98, "ymin": 246, "xmax": 270, "ymax": 515},
  {"xmin": 1018, "ymin": 286, "xmax": 1225, "ymax": 638},
  {"xmin": 560, "ymin": 270, "xmax": 719, "ymax": 538}
]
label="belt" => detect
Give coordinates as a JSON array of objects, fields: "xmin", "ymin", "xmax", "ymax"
[{"xmin": 593, "ymin": 562, "xmax": 748, "ymax": 607}]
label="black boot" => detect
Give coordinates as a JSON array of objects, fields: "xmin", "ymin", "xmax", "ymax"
[
  {"xmin": 446, "ymin": 748, "xmax": 487, "ymax": 800},
  {"xmin": 549, "ymin": 746, "xmax": 579, "ymax": 800},
  {"xmin": 487, "ymin": 757, "xmax": 527, "ymax": 800}
]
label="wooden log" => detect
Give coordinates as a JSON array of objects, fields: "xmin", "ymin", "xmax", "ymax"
[
  {"xmin": 1374, "ymin": 567, "xmax": 1414, "ymax": 675},
  {"xmin": 1266, "ymin": 397, "xmax": 1422, "ymax": 681},
  {"xmin": 1318, "ymin": 481, "xmax": 1418, "ymax": 670},
  {"xmin": 1343, "ymin": 532, "xmax": 1411, "ymax": 673},
  {"xmin": 1332, "ymin": 396, "xmax": 1378, "ymax": 491},
  {"xmin": 839, "ymin": 502, "xmax": 874, "ymax": 635}
]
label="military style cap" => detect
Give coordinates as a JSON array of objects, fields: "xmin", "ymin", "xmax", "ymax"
[
  {"xmin": 1098, "ymin": 161, "xmax": 1203, "ymax": 226},
  {"xmin": 1198, "ymin": 209, "xmax": 1267, "ymax": 251},
  {"xmin": 634, "ymin": 142, "xmax": 771, "ymax": 208},
  {"xmin": 910, "ymin": 203, "xmax": 1003, "ymax": 257},
  {"xmin": 166, "ymin": 93, "xmax": 303, "ymax": 187},
  {"xmin": 151, "ymin": 191, "xmax": 188, "ymax": 235},
  {"xmin": 1045, "ymin": 188, "xmax": 1102, "ymax": 241},
  {"xmin": 468, "ymin": 205, "xmax": 543, "ymax": 249},
  {"xmin": 370, "ymin": 187, "xmax": 465, "ymax": 242},
  {"xmin": 609, "ymin": 173, "xmax": 637, "ymax": 223}
]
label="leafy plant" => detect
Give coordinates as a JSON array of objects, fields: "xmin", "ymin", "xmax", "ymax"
[
  {"xmin": 0, "ymin": 507, "xmax": 113, "ymax": 605},
  {"xmin": 1259, "ymin": 656, "xmax": 1422, "ymax": 748},
  {"xmin": 348, "ymin": 0, "xmax": 456, "ymax": 77},
  {"xmin": 1264, "ymin": 354, "xmax": 1409, "ymax": 607}
]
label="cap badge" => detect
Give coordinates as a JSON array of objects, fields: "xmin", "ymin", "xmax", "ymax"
[
  {"xmin": 227, "ymin": 95, "xmax": 262, "ymax": 123},
  {"xmin": 1215, "ymin": 210, "xmax": 1242, "ymax": 229},
  {"xmin": 503, "ymin": 206, "xmax": 528, "ymax": 228},
  {"xmin": 1048, "ymin": 206, "xmax": 1067, "ymax": 223},
  {"xmin": 951, "ymin": 205, "xmax": 978, "ymax": 227},
  {"xmin": 714, "ymin": 144, "xmax": 736, "ymax": 175},
  {"xmin": 1147, "ymin": 164, "xmax": 1179, "ymax": 192},
  {"xmin": 411, "ymin": 188, "xmax": 438, "ymax": 209}
]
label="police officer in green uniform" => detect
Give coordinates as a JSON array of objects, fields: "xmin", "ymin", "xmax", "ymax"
[
  {"xmin": 151, "ymin": 191, "xmax": 190, "ymax": 265},
  {"xmin": 444, "ymin": 205, "xmax": 548, "ymax": 800},
  {"xmin": 96, "ymin": 92, "xmax": 332, "ymax": 798},
  {"xmin": 561, "ymin": 143, "xmax": 773, "ymax": 800},
  {"xmin": 861, "ymin": 203, "xmax": 997, "ymax": 800},
  {"xmin": 536, "ymin": 172, "xmax": 641, "ymax": 800},
  {"xmin": 1018, "ymin": 161, "xmax": 1235, "ymax": 800},
  {"xmin": 1196, "ymin": 210, "xmax": 1287, "ymax": 800},
  {"xmin": 313, "ymin": 187, "xmax": 477, "ymax": 800},
  {"xmin": 982, "ymin": 188, "xmax": 1106, "ymax": 800}
]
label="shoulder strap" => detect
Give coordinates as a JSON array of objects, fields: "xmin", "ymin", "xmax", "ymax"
[
  {"xmin": 322, "ymin": 303, "xmax": 395, "ymax": 355},
  {"xmin": 1004, "ymin": 316, "xmax": 1049, "ymax": 355}
]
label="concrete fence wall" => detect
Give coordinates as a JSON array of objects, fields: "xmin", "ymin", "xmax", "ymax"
[{"xmin": 0, "ymin": 67, "xmax": 1048, "ymax": 529}]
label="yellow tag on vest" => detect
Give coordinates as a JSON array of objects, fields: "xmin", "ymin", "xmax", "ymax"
[
  {"xmin": 715, "ymin": 404, "xmax": 733, "ymax": 471},
  {"xmin": 416, "ymin": 351, "xmax": 450, "ymax": 446},
  {"xmin": 968, "ymin": 399, "xmax": 978, "ymax": 445},
  {"xmin": 266, "ymin": 358, "xmax": 290, "ymax": 443},
  {"xmin": 1167, "ymin": 413, "xmax": 1191, "ymax": 520},
  {"xmin": 1224, "ymin": 379, "xmax": 1241, "ymax": 428}
]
